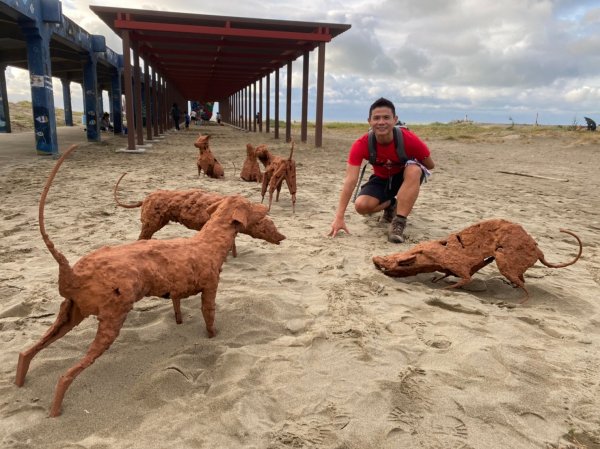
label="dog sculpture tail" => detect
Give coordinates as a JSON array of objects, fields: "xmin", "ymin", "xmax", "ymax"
[
  {"xmin": 113, "ymin": 172, "xmax": 143, "ymax": 208},
  {"xmin": 537, "ymin": 229, "xmax": 583, "ymax": 268},
  {"xmin": 39, "ymin": 145, "xmax": 76, "ymax": 278},
  {"xmin": 288, "ymin": 141, "xmax": 295, "ymax": 160}
]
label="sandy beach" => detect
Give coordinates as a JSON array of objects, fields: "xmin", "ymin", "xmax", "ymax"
[{"xmin": 1, "ymin": 123, "xmax": 599, "ymax": 448}]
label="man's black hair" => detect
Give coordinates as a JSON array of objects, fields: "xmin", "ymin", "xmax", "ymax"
[{"xmin": 369, "ymin": 97, "xmax": 396, "ymax": 118}]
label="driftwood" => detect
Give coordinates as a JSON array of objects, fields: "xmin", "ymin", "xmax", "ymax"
[
  {"xmin": 497, "ymin": 170, "xmax": 569, "ymax": 182},
  {"xmin": 240, "ymin": 143, "xmax": 264, "ymax": 182},
  {"xmin": 15, "ymin": 145, "xmax": 285, "ymax": 417},
  {"xmin": 373, "ymin": 219, "xmax": 582, "ymax": 302},
  {"xmin": 256, "ymin": 142, "xmax": 297, "ymax": 212},
  {"xmin": 195, "ymin": 134, "xmax": 224, "ymax": 178}
]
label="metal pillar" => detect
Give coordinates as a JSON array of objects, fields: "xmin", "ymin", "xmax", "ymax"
[
  {"xmin": 274, "ymin": 68, "xmax": 280, "ymax": 139},
  {"xmin": 315, "ymin": 42, "xmax": 326, "ymax": 148},
  {"xmin": 60, "ymin": 79, "xmax": 73, "ymax": 126},
  {"xmin": 111, "ymin": 67, "xmax": 123, "ymax": 134},
  {"xmin": 21, "ymin": 23, "xmax": 58, "ymax": 154},
  {"xmin": 0, "ymin": 65, "xmax": 11, "ymax": 133},
  {"xmin": 266, "ymin": 74, "xmax": 270, "ymax": 133},
  {"xmin": 301, "ymin": 50, "xmax": 309, "ymax": 143},
  {"xmin": 144, "ymin": 62, "xmax": 152, "ymax": 140},
  {"xmin": 286, "ymin": 61, "xmax": 292, "ymax": 143},
  {"xmin": 83, "ymin": 53, "xmax": 100, "ymax": 141},
  {"xmin": 121, "ymin": 29, "xmax": 136, "ymax": 150}
]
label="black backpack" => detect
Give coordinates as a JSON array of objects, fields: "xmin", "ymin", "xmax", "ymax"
[
  {"xmin": 353, "ymin": 126, "xmax": 408, "ymax": 202},
  {"xmin": 367, "ymin": 126, "xmax": 408, "ymax": 166}
]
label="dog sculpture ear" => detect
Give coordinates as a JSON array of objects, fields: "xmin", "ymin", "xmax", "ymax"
[
  {"xmin": 395, "ymin": 254, "xmax": 418, "ymax": 266},
  {"xmin": 230, "ymin": 207, "xmax": 249, "ymax": 229}
]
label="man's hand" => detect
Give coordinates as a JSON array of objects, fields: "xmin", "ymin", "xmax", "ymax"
[{"xmin": 328, "ymin": 217, "xmax": 350, "ymax": 237}]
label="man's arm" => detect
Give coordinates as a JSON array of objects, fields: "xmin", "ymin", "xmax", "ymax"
[
  {"xmin": 421, "ymin": 156, "xmax": 435, "ymax": 170},
  {"xmin": 328, "ymin": 164, "xmax": 361, "ymax": 237}
]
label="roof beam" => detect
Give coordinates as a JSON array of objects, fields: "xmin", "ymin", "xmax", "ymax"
[{"xmin": 114, "ymin": 20, "xmax": 332, "ymax": 42}]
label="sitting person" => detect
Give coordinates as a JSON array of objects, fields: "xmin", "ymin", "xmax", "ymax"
[{"xmin": 100, "ymin": 112, "xmax": 114, "ymax": 132}]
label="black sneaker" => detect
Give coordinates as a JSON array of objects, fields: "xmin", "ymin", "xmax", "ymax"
[
  {"xmin": 388, "ymin": 215, "xmax": 406, "ymax": 243},
  {"xmin": 380, "ymin": 198, "xmax": 397, "ymax": 224}
]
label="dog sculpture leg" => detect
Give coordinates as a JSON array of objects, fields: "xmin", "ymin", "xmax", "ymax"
[
  {"xmin": 16, "ymin": 299, "xmax": 84, "ymax": 387},
  {"xmin": 200, "ymin": 286, "xmax": 217, "ymax": 338},
  {"xmin": 49, "ymin": 313, "xmax": 127, "ymax": 416},
  {"xmin": 494, "ymin": 252, "xmax": 531, "ymax": 303}
]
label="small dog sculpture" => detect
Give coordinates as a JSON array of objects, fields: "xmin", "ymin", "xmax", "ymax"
[
  {"xmin": 15, "ymin": 145, "xmax": 284, "ymax": 417},
  {"xmin": 255, "ymin": 142, "xmax": 297, "ymax": 212},
  {"xmin": 240, "ymin": 143, "xmax": 264, "ymax": 182},
  {"xmin": 195, "ymin": 134, "xmax": 224, "ymax": 178},
  {"xmin": 372, "ymin": 219, "xmax": 582, "ymax": 302},
  {"xmin": 113, "ymin": 173, "xmax": 285, "ymax": 255}
]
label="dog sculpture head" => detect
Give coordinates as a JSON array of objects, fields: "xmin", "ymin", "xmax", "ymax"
[
  {"xmin": 372, "ymin": 242, "xmax": 448, "ymax": 277},
  {"xmin": 205, "ymin": 196, "xmax": 285, "ymax": 244},
  {"xmin": 194, "ymin": 134, "xmax": 211, "ymax": 151},
  {"xmin": 254, "ymin": 145, "xmax": 271, "ymax": 167}
]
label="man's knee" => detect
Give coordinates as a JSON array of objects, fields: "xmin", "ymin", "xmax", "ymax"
[
  {"xmin": 354, "ymin": 196, "xmax": 378, "ymax": 215},
  {"xmin": 403, "ymin": 164, "xmax": 423, "ymax": 181}
]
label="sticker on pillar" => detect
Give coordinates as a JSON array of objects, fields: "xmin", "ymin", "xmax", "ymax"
[
  {"xmin": 33, "ymin": 106, "xmax": 50, "ymax": 147},
  {"xmin": 45, "ymin": 76, "xmax": 53, "ymax": 90},
  {"xmin": 86, "ymin": 90, "xmax": 94, "ymax": 96},
  {"xmin": 88, "ymin": 119, "xmax": 96, "ymax": 125},
  {"xmin": 31, "ymin": 75, "xmax": 44, "ymax": 88}
]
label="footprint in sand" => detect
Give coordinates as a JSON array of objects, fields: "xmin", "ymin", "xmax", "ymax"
[{"xmin": 400, "ymin": 316, "xmax": 452, "ymax": 350}]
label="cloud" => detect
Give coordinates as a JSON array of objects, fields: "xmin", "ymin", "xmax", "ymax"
[{"xmin": 3, "ymin": 0, "xmax": 600, "ymax": 125}]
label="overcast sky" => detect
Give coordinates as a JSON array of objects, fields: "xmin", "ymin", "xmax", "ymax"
[{"xmin": 5, "ymin": 0, "xmax": 600, "ymax": 125}]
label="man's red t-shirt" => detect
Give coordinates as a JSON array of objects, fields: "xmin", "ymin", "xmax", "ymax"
[{"xmin": 348, "ymin": 129, "xmax": 430, "ymax": 178}]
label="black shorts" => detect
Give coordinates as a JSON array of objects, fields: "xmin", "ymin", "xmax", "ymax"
[{"xmin": 358, "ymin": 170, "xmax": 425, "ymax": 204}]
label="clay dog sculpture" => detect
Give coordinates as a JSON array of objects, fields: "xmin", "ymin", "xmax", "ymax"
[
  {"xmin": 195, "ymin": 134, "xmax": 224, "ymax": 178},
  {"xmin": 113, "ymin": 172, "xmax": 285, "ymax": 257},
  {"xmin": 15, "ymin": 145, "xmax": 284, "ymax": 417},
  {"xmin": 255, "ymin": 142, "xmax": 297, "ymax": 212},
  {"xmin": 372, "ymin": 219, "xmax": 582, "ymax": 302},
  {"xmin": 240, "ymin": 143, "xmax": 264, "ymax": 182}
]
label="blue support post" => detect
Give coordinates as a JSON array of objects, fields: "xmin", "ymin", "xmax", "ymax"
[
  {"xmin": 21, "ymin": 22, "xmax": 58, "ymax": 155},
  {"xmin": 0, "ymin": 64, "xmax": 11, "ymax": 133},
  {"xmin": 83, "ymin": 53, "xmax": 100, "ymax": 141},
  {"xmin": 60, "ymin": 78, "xmax": 73, "ymax": 126},
  {"xmin": 111, "ymin": 67, "xmax": 123, "ymax": 134}
]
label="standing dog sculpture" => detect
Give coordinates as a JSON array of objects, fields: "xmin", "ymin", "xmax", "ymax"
[
  {"xmin": 15, "ymin": 145, "xmax": 285, "ymax": 417},
  {"xmin": 255, "ymin": 142, "xmax": 297, "ymax": 212},
  {"xmin": 372, "ymin": 219, "xmax": 582, "ymax": 302},
  {"xmin": 195, "ymin": 134, "xmax": 224, "ymax": 178},
  {"xmin": 113, "ymin": 172, "xmax": 285, "ymax": 255},
  {"xmin": 240, "ymin": 143, "xmax": 264, "ymax": 182}
]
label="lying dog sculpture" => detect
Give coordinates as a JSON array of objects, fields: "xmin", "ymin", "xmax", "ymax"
[
  {"xmin": 113, "ymin": 173, "xmax": 285, "ymax": 254},
  {"xmin": 15, "ymin": 145, "xmax": 284, "ymax": 417},
  {"xmin": 240, "ymin": 143, "xmax": 264, "ymax": 182},
  {"xmin": 372, "ymin": 219, "xmax": 582, "ymax": 302},
  {"xmin": 195, "ymin": 134, "xmax": 224, "ymax": 178},
  {"xmin": 255, "ymin": 142, "xmax": 297, "ymax": 212}
]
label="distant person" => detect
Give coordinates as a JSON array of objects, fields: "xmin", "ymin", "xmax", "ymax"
[
  {"xmin": 171, "ymin": 103, "xmax": 180, "ymax": 130},
  {"xmin": 184, "ymin": 112, "xmax": 190, "ymax": 129},
  {"xmin": 100, "ymin": 112, "xmax": 113, "ymax": 132},
  {"xmin": 216, "ymin": 112, "xmax": 222, "ymax": 124},
  {"xmin": 328, "ymin": 97, "xmax": 435, "ymax": 243},
  {"xmin": 190, "ymin": 109, "xmax": 197, "ymax": 125}
]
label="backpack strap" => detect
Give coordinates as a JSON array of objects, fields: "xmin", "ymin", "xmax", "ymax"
[{"xmin": 367, "ymin": 127, "xmax": 408, "ymax": 165}]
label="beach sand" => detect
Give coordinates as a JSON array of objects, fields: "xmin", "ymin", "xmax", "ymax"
[{"xmin": 1, "ymin": 123, "xmax": 599, "ymax": 448}]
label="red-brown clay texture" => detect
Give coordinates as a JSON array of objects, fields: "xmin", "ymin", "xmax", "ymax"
[
  {"xmin": 240, "ymin": 143, "xmax": 264, "ymax": 182},
  {"xmin": 15, "ymin": 146, "xmax": 285, "ymax": 417},
  {"xmin": 195, "ymin": 134, "xmax": 224, "ymax": 178},
  {"xmin": 255, "ymin": 142, "xmax": 297, "ymax": 213},
  {"xmin": 373, "ymin": 219, "xmax": 582, "ymax": 302}
]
